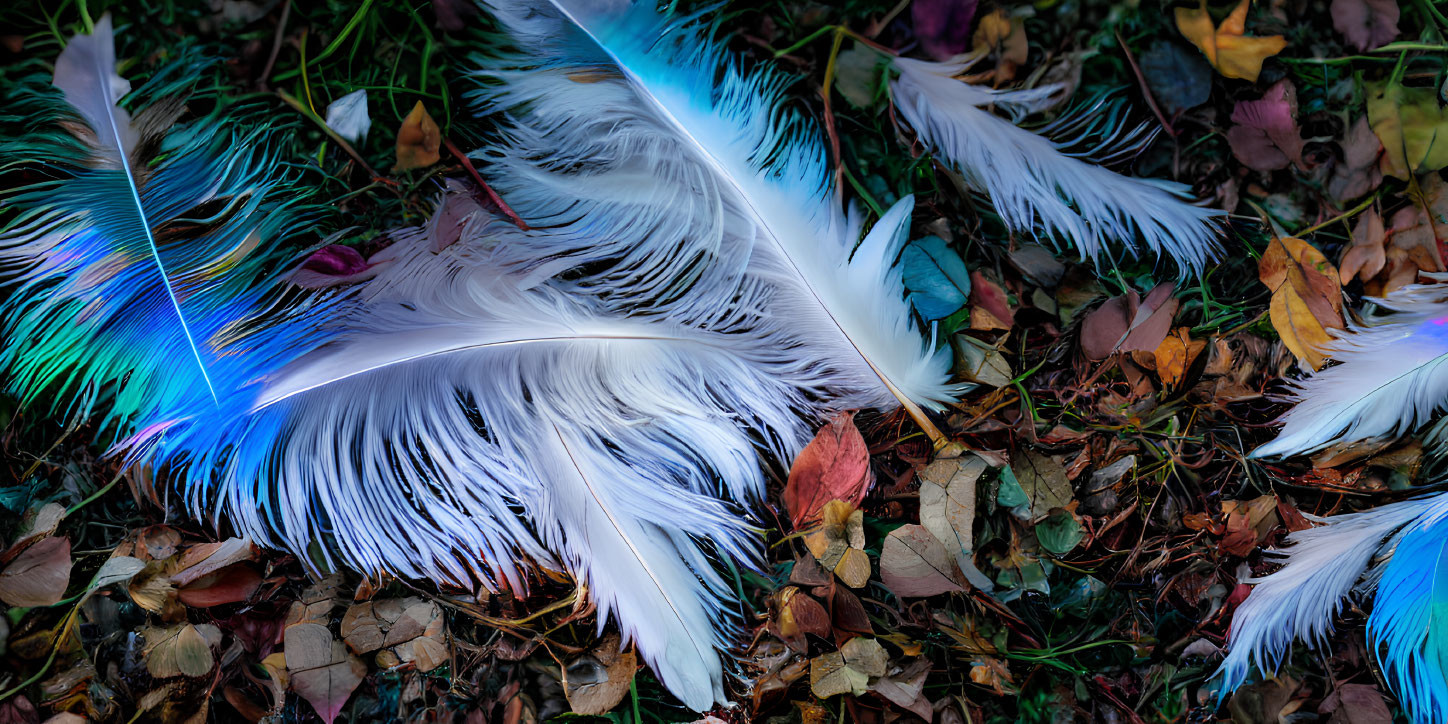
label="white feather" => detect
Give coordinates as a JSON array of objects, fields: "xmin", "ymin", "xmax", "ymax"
[
  {"xmin": 888, "ymin": 56, "xmax": 1223, "ymax": 272},
  {"xmin": 1214, "ymin": 494, "xmax": 1448, "ymax": 692},
  {"xmin": 1254, "ymin": 277, "xmax": 1448, "ymax": 458},
  {"xmin": 469, "ymin": 0, "xmax": 958, "ymax": 414},
  {"xmin": 145, "ymin": 192, "xmax": 819, "ymax": 709}
]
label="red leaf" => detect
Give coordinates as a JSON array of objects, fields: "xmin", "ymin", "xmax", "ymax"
[
  {"xmin": 783, "ymin": 412, "xmax": 874, "ymax": 528},
  {"xmin": 968, "ymin": 271, "xmax": 1014, "ymax": 330},
  {"xmin": 177, "ymin": 563, "xmax": 263, "ymax": 608},
  {"xmin": 912, "ymin": 0, "xmax": 979, "ymax": 61}
]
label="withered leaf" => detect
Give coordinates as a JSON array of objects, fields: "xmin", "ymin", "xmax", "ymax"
[
  {"xmin": 880, "ymin": 524, "xmax": 965, "ymax": 597},
  {"xmin": 394, "ymin": 101, "xmax": 441, "ymax": 172},
  {"xmin": 0, "ymin": 536, "xmax": 71, "ymax": 608},
  {"xmin": 563, "ymin": 633, "xmax": 636, "ymax": 716},
  {"xmin": 784, "ymin": 412, "xmax": 873, "ymax": 528}
]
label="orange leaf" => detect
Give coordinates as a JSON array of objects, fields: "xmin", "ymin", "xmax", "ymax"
[
  {"xmin": 1176, "ymin": 0, "xmax": 1287, "ymax": 81},
  {"xmin": 783, "ymin": 412, "xmax": 873, "ymax": 528},
  {"xmin": 1153, "ymin": 327, "xmax": 1206, "ymax": 387},
  {"xmin": 394, "ymin": 101, "xmax": 441, "ymax": 172}
]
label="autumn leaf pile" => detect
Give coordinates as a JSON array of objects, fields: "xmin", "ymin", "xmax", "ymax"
[{"xmin": 2, "ymin": 0, "xmax": 1448, "ymax": 722}]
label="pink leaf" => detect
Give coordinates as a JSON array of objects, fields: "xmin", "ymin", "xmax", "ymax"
[
  {"xmin": 912, "ymin": 0, "xmax": 980, "ymax": 61},
  {"xmin": 0, "ymin": 537, "xmax": 72, "ymax": 608},
  {"xmin": 292, "ymin": 245, "xmax": 385, "ymax": 289},
  {"xmin": 1330, "ymin": 0, "xmax": 1399, "ymax": 51},
  {"xmin": 1227, "ymin": 80, "xmax": 1304, "ymax": 172},
  {"xmin": 783, "ymin": 412, "xmax": 874, "ymax": 528}
]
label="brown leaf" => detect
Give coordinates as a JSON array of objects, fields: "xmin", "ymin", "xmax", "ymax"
[
  {"xmin": 285, "ymin": 623, "xmax": 366, "ymax": 724},
  {"xmin": 2, "ymin": 503, "xmax": 65, "ymax": 564},
  {"xmin": 803, "ymin": 501, "xmax": 871, "ymax": 587},
  {"xmin": 1080, "ymin": 283, "xmax": 1179, "ymax": 360},
  {"xmin": 176, "ymin": 563, "xmax": 262, "ymax": 608},
  {"xmin": 394, "ymin": 101, "xmax": 441, "ymax": 172},
  {"xmin": 772, "ymin": 586, "xmax": 832, "ymax": 651},
  {"xmin": 0, "ymin": 536, "xmax": 71, "ymax": 608},
  {"xmin": 1258, "ymin": 236, "xmax": 1343, "ymax": 369},
  {"xmin": 970, "ymin": 10, "xmax": 1028, "ymax": 84},
  {"xmin": 563, "ymin": 633, "xmax": 636, "ymax": 715},
  {"xmin": 918, "ymin": 456, "xmax": 985, "ymax": 556},
  {"xmin": 1328, "ymin": 117, "xmax": 1385, "ymax": 203},
  {"xmin": 784, "ymin": 412, "xmax": 873, "ymax": 528},
  {"xmin": 809, "ymin": 637, "xmax": 887, "ymax": 698},
  {"xmin": 968, "ymin": 656, "xmax": 1016, "ymax": 695},
  {"xmin": 341, "ymin": 597, "xmax": 448, "ymax": 672},
  {"xmin": 881, "ymin": 524, "xmax": 965, "ymax": 597},
  {"xmin": 171, "ymin": 537, "xmax": 258, "ymax": 587},
  {"xmin": 1227, "ymin": 80, "xmax": 1303, "ymax": 171},
  {"xmin": 1339, "ymin": 207, "xmax": 1387, "ymax": 284},
  {"xmin": 1331, "ymin": 0, "xmax": 1399, "ymax": 51},
  {"xmin": 869, "ymin": 659, "xmax": 933, "ymax": 719},
  {"xmin": 1175, "ymin": 0, "xmax": 1287, "ymax": 82},
  {"xmin": 1320, "ymin": 683, "xmax": 1393, "ymax": 724}
]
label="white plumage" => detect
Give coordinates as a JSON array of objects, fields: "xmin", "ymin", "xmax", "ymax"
[
  {"xmin": 889, "ymin": 54, "xmax": 1223, "ymax": 272},
  {"xmin": 1254, "ymin": 276, "xmax": 1448, "ymax": 458}
]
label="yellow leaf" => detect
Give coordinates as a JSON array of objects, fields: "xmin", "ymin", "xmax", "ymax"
[
  {"xmin": 1259, "ymin": 237, "xmax": 1343, "ymax": 369},
  {"xmin": 394, "ymin": 101, "xmax": 441, "ymax": 172},
  {"xmin": 1368, "ymin": 81, "xmax": 1448, "ymax": 180},
  {"xmin": 1176, "ymin": 0, "xmax": 1287, "ymax": 81}
]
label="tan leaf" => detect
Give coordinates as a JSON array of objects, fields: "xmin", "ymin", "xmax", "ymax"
[
  {"xmin": 1175, "ymin": 0, "xmax": 1287, "ymax": 82},
  {"xmin": 970, "ymin": 10, "xmax": 1029, "ymax": 83},
  {"xmin": 563, "ymin": 633, "xmax": 637, "ymax": 715},
  {"xmin": 394, "ymin": 101, "xmax": 441, "ymax": 172},
  {"xmin": 171, "ymin": 537, "xmax": 257, "ymax": 587},
  {"xmin": 1338, "ymin": 206, "xmax": 1387, "ymax": 284},
  {"xmin": 144, "ymin": 623, "xmax": 219, "ymax": 678},
  {"xmin": 1153, "ymin": 328, "xmax": 1207, "ymax": 387},
  {"xmin": 809, "ymin": 637, "xmax": 887, "ymax": 698},
  {"xmin": 0, "ymin": 536, "xmax": 71, "ymax": 608},
  {"xmin": 918, "ymin": 456, "xmax": 985, "ymax": 556},
  {"xmin": 1368, "ymin": 81, "xmax": 1448, "ymax": 180}
]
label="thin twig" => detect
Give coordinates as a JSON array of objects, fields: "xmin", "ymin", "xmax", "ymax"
[
  {"xmin": 442, "ymin": 137, "xmax": 529, "ymax": 231},
  {"xmin": 257, "ymin": 0, "xmax": 291, "ymax": 89}
]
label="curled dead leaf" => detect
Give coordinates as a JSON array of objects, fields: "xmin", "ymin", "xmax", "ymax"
[{"xmin": 394, "ymin": 101, "xmax": 441, "ymax": 172}]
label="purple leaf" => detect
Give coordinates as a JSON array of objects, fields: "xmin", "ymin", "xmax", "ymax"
[
  {"xmin": 292, "ymin": 245, "xmax": 383, "ymax": 289},
  {"xmin": 912, "ymin": 0, "xmax": 979, "ymax": 61},
  {"xmin": 1227, "ymin": 80, "xmax": 1304, "ymax": 172}
]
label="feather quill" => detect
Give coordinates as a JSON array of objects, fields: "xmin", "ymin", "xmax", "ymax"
[
  {"xmin": 1215, "ymin": 492, "xmax": 1448, "ymax": 724},
  {"xmin": 0, "ymin": 17, "xmax": 308, "ymax": 437},
  {"xmin": 137, "ymin": 190, "xmax": 820, "ymax": 710},
  {"xmin": 469, "ymin": 0, "xmax": 958, "ymax": 419},
  {"xmin": 888, "ymin": 54, "xmax": 1223, "ymax": 271},
  {"xmin": 1253, "ymin": 277, "xmax": 1448, "ymax": 458}
]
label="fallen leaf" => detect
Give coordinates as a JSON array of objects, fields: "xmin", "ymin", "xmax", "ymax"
[
  {"xmin": 171, "ymin": 537, "xmax": 257, "ymax": 587},
  {"xmin": 803, "ymin": 501, "xmax": 872, "ymax": 589},
  {"xmin": 968, "ymin": 656, "xmax": 1016, "ymax": 695},
  {"xmin": 394, "ymin": 101, "xmax": 441, "ymax": 172},
  {"xmin": 784, "ymin": 412, "xmax": 873, "ymax": 528},
  {"xmin": 176, "ymin": 563, "xmax": 261, "ymax": 608},
  {"xmin": 1227, "ymin": 80, "xmax": 1304, "ymax": 171},
  {"xmin": 0, "ymin": 536, "xmax": 71, "ymax": 608},
  {"xmin": 772, "ymin": 586, "xmax": 832, "ymax": 652},
  {"xmin": 1140, "ymin": 41, "xmax": 1214, "ymax": 118},
  {"xmin": 918, "ymin": 456, "xmax": 985, "ymax": 556},
  {"xmin": 969, "ymin": 271, "xmax": 1014, "ymax": 331},
  {"xmin": 1328, "ymin": 116, "xmax": 1384, "ymax": 203},
  {"xmin": 324, "ymin": 89, "xmax": 371, "ymax": 143},
  {"xmin": 834, "ymin": 45, "xmax": 887, "ymax": 109},
  {"xmin": 1320, "ymin": 683, "xmax": 1393, "ymax": 724},
  {"xmin": 1080, "ymin": 283, "xmax": 1179, "ymax": 360},
  {"xmin": 1330, "ymin": 0, "xmax": 1399, "ymax": 51},
  {"xmin": 341, "ymin": 597, "xmax": 449, "ymax": 672},
  {"xmin": 285, "ymin": 623, "xmax": 366, "ymax": 724},
  {"xmin": 1005, "ymin": 450, "xmax": 1073, "ymax": 521},
  {"xmin": 1338, "ymin": 206, "xmax": 1386, "ymax": 284},
  {"xmin": 1036, "ymin": 510, "xmax": 1084, "ymax": 555},
  {"xmin": 1369, "ymin": 81, "xmax": 1448, "ymax": 180},
  {"xmin": 880, "ymin": 524, "xmax": 965, "ymax": 597},
  {"xmin": 144, "ymin": 623, "xmax": 220, "ymax": 678},
  {"xmin": 869, "ymin": 659, "xmax": 933, "ymax": 719},
  {"xmin": 809, "ymin": 637, "xmax": 888, "ymax": 698},
  {"xmin": 1258, "ymin": 236, "xmax": 1344, "ymax": 369},
  {"xmin": 1154, "ymin": 327, "xmax": 1207, "ymax": 387},
  {"xmin": 563, "ymin": 633, "xmax": 637, "ymax": 715},
  {"xmin": 1175, "ymin": 0, "xmax": 1286, "ymax": 81},
  {"xmin": 912, "ymin": 0, "xmax": 978, "ymax": 60},
  {"xmin": 971, "ymin": 10, "xmax": 1028, "ymax": 83},
  {"xmin": 1220, "ymin": 495, "xmax": 1280, "ymax": 556},
  {"xmin": 901, "ymin": 236, "xmax": 972, "ymax": 320},
  {"xmin": 953, "ymin": 334, "xmax": 1013, "ymax": 387},
  {"xmin": 3, "ymin": 502, "xmax": 64, "ymax": 562}
]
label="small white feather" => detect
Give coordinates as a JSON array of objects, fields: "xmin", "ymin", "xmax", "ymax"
[
  {"xmin": 52, "ymin": 14, "xmax": 137, "ymax": 162},
  {"xmin": 889, "ymin": 56, "xmax": 1222, "ymax": 272},
  {"xmin": 1254, "ymin": 277, "xmax": 1448, "ymax": 458}
]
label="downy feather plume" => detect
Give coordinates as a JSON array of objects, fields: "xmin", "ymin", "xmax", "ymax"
[
  {"xmin": 468, "ymin": 0, "xmax": 958, "ymax": 416},
  {"xmin": 133, "ymin": 188, "xmax": 821, "ymax": 711},
  {"xmin": 1254, "ymin": 276, "xmax": 1448, "ymax": 458},
  {"xmin": 0, "ymin": 17, "xmax": 309, "ymax": 439},
  {"xmin": 888, "ymin": 53, "xmax": 1223, "ymax": 272},
  {"xmin": 1215, "ymin": 492, "xmax": 1448, "ymax": 723}
]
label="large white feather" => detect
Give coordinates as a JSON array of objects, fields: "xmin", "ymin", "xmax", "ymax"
[
  {"xmin": 143, "ymin": 191, "xmax": 819, "ymax": 709},
  {"xmin": 888, "ymin": 55, "xmax": 1223, "ymax": 272},
  {"xmin": 1215, "ymin": 494, "xmax": 1448, "ymax": 692},
  {"xmin": 1253, "ymin": 278, "xmax": 1448, "ymax": 458},
  {"xmin": 469, "ymin": 0, "xmax": 957, "ymax": 415}
]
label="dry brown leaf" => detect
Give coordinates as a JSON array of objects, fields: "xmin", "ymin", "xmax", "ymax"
[
  {"xmin": 1175, "ymin": 0, "xmax": 1286, "ymax": 81},
  {"xmin": 144, "ymin": 623, "xmax": 220, "ymax": 678},
  {"xmin": 968, "ymin": 656, "xmax": 1016, "ymax": 695},
  {"xmin": 880, "ymin": 524, "xmax": 965, "ymax": 597},
  {"xmin": 341, "ymin": 597, "xmax": 448, "ymax": 672},
  {"xmin": 809, "ymin": 637, "xmax": 887, "ymax": 698},
  {"xmin": 285, "ymin": 622, "xmax": 366, "ymax": 724},
  {"xmin": 1080, "ymin": 283, "xmax": 1179, "ymax": 360},
  {"xmin": 970, "ymin": 10, "xmax": 1028, "ymax": 84},
  {"xmin": 968, "ymin": 271, "xmax": 1015, "ymax": 331},
  {"xmin": 773, "ymin": 586, "xmax": 832, "ymax": 651},
  {"xmin": 563, "ymin": 633, "xmax": 637, "ymax": 715},
  {"xmin": 1339, "ymin": 206, "xmax": 1387, "ymax": 284},
  {"xmin": 0, "ymin": 536, "xmax": 71, "ymax": 608},
  {"xmin": 1328, "ymin": 116, "xmax": 1385, "ymax": 203},
  {"xmin": 803, "ymin": 501, "xmax": 871, "ymax": 588},
  {"xmin": 171, "ymin": 537, "xmax": 257, "ymax": 587},
  {"xmin": 918, "ymin": 456, "xmax": 985, "ymax": 556},
  {"xmin": 394, "ymin": 101, "xmax": 441, "ymax": 172},
  {"xmin": 1258, "ymin": 236, "xmax": 1343, "ymax": 369}
]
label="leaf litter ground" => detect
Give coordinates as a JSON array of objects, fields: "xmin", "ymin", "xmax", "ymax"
[{"xmin": 0, "ymin": 0, "xmax": 1445, "ymax": 722}]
